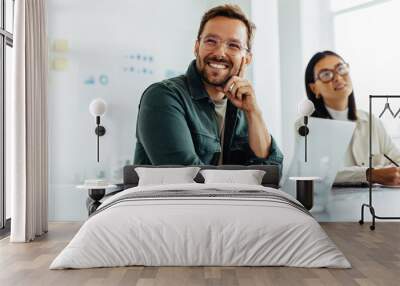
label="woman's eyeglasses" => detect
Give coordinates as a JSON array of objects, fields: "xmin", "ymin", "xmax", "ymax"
[
  {"xmin": 199, "ymin": 36, "xmax": 249, "ymax": 56},
  {"xmin": 315, "ymin": 63, "xmax": 350, "ymax": 83}
]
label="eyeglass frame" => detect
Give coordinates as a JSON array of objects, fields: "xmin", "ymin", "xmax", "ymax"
[
  {"xmin": 198, "ymin": 35, "xmax": 250, "ymax": 55},
  {"xmin": 314, "ymin": 62, "xmax": 350, "ymax": 83}
]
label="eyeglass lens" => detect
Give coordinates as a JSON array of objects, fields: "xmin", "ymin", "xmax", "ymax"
[{"xmin": 318, "ymin": 64, "xmax": 349, "ymax": 82}]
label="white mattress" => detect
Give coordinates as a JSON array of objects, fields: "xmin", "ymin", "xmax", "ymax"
[{"xmin": 50, "ymin": 183, "xmax": 350, "ymax": 269}]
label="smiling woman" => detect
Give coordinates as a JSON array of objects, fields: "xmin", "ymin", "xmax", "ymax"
[{"xmin": 305, "ymin": 50, "xmax": 400, "ymax": 186}]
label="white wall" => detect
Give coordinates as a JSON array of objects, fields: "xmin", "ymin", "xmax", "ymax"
[
  {"xmin": 301, "ymin": 0, "xmax": 335, "ymax": 68},
  {"xmin": 277, "ymin": 0, "xmax": 304, "ymax": 162},
  {"xmin": 333, "ymin": 0, "xmax": 400, "ymax": 141},
  {"xmin": 251, "ymin": 0, "xmax": 282, "ymax": 146}
]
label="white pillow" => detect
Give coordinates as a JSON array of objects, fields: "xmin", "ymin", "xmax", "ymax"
[
  {"xmin": 135, "ymin": 167, "xmax": 200, "ymax": 186},
  {"xmin": 200, "ymin": 169, "xmax": 266, "ymax": 185}
]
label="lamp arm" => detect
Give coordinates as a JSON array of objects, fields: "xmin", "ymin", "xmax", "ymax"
[
  {"xmin": 97, "ymin": 116, "xmax": 100, "ymax": 162},
  {"xmin": 304, "ymin": 116, "xmax": 307, "ymax": 162}
]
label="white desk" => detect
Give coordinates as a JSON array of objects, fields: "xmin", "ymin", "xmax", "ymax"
[{"xmin": 312, "ymin": 186, "xmax": 400, "ymax": 222}]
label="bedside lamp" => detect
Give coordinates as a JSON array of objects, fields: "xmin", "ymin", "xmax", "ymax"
[
  {"xmin": 89, "ymin": 98, "xmax": 107, "ymax": 162},
  {"xmin": 297, "ymin": 98, "xmax": 315, "ymax": 162},
  {"xmin": 290, "ymin": 98, "xmax": 318, "ymax": 211}
]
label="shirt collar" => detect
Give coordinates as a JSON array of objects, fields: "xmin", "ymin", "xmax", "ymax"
[{"xmin": 186, "ymin": 60, "xmax": 210, "ymax": 101}]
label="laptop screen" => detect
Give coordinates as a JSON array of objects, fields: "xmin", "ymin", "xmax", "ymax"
[{"xmin": 280, "ymin": 117, "xmax": 356, "ymax": 211}]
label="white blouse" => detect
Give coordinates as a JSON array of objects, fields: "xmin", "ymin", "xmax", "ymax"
[{"xmin": 333, "ymin": 110, "xmax": 400, "ymax": 183}]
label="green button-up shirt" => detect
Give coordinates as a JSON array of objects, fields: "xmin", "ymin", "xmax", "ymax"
[{"xmin": 134, "ymin": 60, "xmax": 283, "ymax": 167}]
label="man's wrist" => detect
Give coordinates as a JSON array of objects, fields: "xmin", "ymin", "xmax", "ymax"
[{"xmin": 245, "ymin": 107, "xmax": 262, "ymax": 121}]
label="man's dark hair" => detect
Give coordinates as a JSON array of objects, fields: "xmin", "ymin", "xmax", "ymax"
[
  {"xmin": 305, "ymin": 50, "xmax": 357, "ymax": 121},
  {"xmin": 197, "ymin": 4, "xmax": 256, "ymax": 51}
]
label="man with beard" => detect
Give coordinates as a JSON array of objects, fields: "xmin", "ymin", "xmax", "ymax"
[{"xmin": 133, "ymin": 4, "xmax": 283, "ymax": 167}]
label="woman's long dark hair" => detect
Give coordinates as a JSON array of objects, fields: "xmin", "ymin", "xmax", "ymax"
[{"xmin": 305, "ymin": 51, "xmax": 357, "ymax": 121}]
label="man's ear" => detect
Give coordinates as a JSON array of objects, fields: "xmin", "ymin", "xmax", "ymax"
[
  {"xmin": 194, "ymin": 40, "xmax": 200, "ymax": 57},
  {"xmin": 245, "ymin": 52, "xmax": 252, "ymax": 66}
]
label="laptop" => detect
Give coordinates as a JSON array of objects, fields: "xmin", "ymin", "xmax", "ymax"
[{"xmin": 280, "ymin": 117, "xmax": 356, "ymax": 211}]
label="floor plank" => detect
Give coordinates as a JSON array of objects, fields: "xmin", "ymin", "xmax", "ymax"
[{"xmin": 0, "ymin": 222, "xmax": 399, "ymax": 286}]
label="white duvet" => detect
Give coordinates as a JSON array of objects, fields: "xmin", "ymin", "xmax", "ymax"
[{"xmin": 50, "ymin": 183, "xmax": 350, "ymax": 269}]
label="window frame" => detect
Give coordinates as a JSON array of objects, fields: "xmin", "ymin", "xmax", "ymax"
[
  {"xmin": 331, "ymin": 0, "xmax": 394, "ymax": 15},
  {"xmin": 0, "ymin": 0, "xmax": 13, "ymax": 233}
]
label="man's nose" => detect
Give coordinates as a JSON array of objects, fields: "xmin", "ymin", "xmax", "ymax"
[{"xmin": 212, "ymin": 42, "xmax": 228, "ymax": 56}]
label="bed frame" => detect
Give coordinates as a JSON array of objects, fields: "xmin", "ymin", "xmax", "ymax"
[
  {"xmin": 123, "ymin": 164, "xmax": 281, "ymax": 189},
  {"xmin": 87, "ymin": 165, "xmax": 281, "ymax": 215}
]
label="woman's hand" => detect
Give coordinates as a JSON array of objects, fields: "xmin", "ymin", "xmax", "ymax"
[{"xmin": 369, "ymin": 167, "xmax": 400, "ymax": 185}]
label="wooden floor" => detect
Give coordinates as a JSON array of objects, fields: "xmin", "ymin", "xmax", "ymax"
[{"xmin": 1, "ymin": 222, "xmax": 400, "ymax": 286}]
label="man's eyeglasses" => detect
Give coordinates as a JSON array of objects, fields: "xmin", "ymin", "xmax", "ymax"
[
  {"xmin": 314, "ymin": 63, "xmax": 350, "ymax": 83},
  {"xmin": 199, "ymin": 36, "xmax": 249, "ymax": 56}
]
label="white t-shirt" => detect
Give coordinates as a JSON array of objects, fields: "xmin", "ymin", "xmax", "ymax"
[
  {"xmin": 326, "ymin": 106, "xmax": 348, "ymax": 121},
  {"xmin": 213, "ymin": 98, "xmax": 227, "ymax": 165}
]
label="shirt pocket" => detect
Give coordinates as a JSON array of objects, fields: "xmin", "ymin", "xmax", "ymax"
[{"xmin": 192, "ymin": 131, "xmax": 221, "ymax": 162}]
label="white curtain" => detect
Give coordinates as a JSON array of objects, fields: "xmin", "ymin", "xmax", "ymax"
[{"xmin": 9, "ymin": 0, "xmax": 48, "ymax": 242}]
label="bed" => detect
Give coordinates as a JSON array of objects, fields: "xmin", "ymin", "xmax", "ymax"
[{"xmin": 50, "ymin": 165, "xmax": 350, "ymax": 269}]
